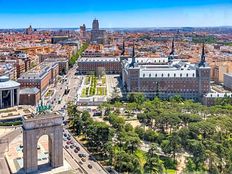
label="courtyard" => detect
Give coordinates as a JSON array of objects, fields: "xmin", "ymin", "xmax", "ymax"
[{"xmin": 77, "ymin": 75, "xmax": 122, "ymax": 106}]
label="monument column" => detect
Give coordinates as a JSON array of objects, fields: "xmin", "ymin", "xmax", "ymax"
[
  {"xmin": 10, "ymin": 89, "xmax": 14, "ymax": 107},
  {"xmin": 0, "ymin": 91, "xmax": 2, "ymax": 109},
  {"xmin": 23, "ymin": 129, "xmax": 38, "ymax": 173},
  {"xmin": 49, "ymin": 125, "xmax": 63, "ymax": 167},
  {"xmin": 17, "ymin": 88, "xmax": 20, "ymax": 105}
]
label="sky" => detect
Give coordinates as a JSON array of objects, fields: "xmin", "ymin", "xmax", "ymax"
[{"xmin": 0, "ymin": 0, "xmax": 232, "ymax": 28}]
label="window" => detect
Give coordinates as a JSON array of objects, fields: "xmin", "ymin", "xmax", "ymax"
[
  {"xmin": 168, "ymin": 73, "xmax": 170, "ymax": 77},
  {"xmin": 174, "ymin": 73, "xmax": 176, "ymax": 77}
]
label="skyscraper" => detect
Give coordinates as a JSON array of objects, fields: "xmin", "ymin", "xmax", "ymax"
[
  {"xmin": 92, "ymin": 19, "xmax": 99, "ymax": 30},
  {"xmin": 80, "ymin": 24, "xmax": 87, "ymax": 39},
  {"xmin": 25, "ymin": 25, "xmax": 33, "ymax": 35},
  {"xmin": 90, "ymin": 19, "xmax": 107, "ymax": 44}
]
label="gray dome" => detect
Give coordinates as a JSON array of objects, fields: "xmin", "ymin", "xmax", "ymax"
[{"xmin": 0, "ymin": 76, "xmax": 20, "ymax": 89}]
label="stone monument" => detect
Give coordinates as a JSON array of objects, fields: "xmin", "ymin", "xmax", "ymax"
[{"xmin": 22, "ymin": 112, "xmax": 63, "ymax": 173}]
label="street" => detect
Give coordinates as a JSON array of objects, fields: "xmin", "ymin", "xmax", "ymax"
[
  {"xmin": 45, "ymin": 65, "xmax": 82, "ymax": 113},
  {"xmin": 44, "ymin": 64, "xmax": 108, "ymax": 173},
  {"xmin": 63, "ymin": 129, "xmax": 108, "ymax": 174}
]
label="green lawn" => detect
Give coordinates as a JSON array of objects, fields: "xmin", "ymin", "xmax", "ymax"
[
  {"xmin": 82, "ymin": 75, "xmax": 107, "ymax": 97},
  {"xmin": 81, "ymin": 88, "xmax": 87, "ymax": 97},
  {"xmin": 45, "ymin": 90, "xmax": 54, "ymax": 97},
  {"xmin": 85, "ymin": 76, "xmax": 91, "ymax": 85},
  {"xmin": 166, "ymin": 169, "xmax": 177, "ymax": 174},
  {"xmin": 102, "ymin": 76, "xmax": 106, "ymax": 84},
  {"xmin": 96, "ymin": 87, "xmax": 107, "ymax": 96}
]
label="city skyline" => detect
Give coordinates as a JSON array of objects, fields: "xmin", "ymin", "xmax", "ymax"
[{"xmin": 0, "ymin": 0, "xmax": 232, "ymax": 28}]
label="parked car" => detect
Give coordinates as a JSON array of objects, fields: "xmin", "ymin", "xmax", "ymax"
[
  {"xmin": 78, "ymin": 153, "xmax": 86, "ymax": 158},
  {"xmin": 81, "ymin": 158, "xmax": 86, "ymax": 162},
  {"xmin": 89, "ymin": 155, "xmax": 96, "ymax": 162},
  {"xmin": 88, "ymin": 164, "xmax": 92, "ymax": 169}
]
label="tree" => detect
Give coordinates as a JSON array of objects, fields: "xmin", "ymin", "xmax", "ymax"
[
  {"xmin": 155, "ymin": 113, "xmax": 181, "ymax": 133},
  {"xmin": 162, "ymin": 133, "xmax": 181, "ymax": 161},
  {"xmin": 179, "ymin": 114, "xmax": 202, "ymax": 127},
  {"xmin": 114, "ymin": 150, "xmax": 141, "ymax": 173},
  {"xmin": 185, "ymin": 158, "xmax": 196, "ymax": 172},
  {"xmin": 118, "ymin": 130, "xmax": 141, "ymax": 153},
  {"xmin": 125, "ymin": 123, "xmax": 134, "ymax": 132},
  {"xmin": 69, "ymin": 113, "xmax": 82, "ymax": 135},
  {"xmin": 109, "ymin": 114, "xmax": 125, "ymax": 131},
  {"xmin": 86, "ymin": 122, "xmax": 111, "ymax": 152},
  {"xmin": 135, "ymin": 126, "xmax": 146, "ymax": 139},
  {"xmin": 170, "ymin": 95, "xmax": 183, "ymax": 103},
  {"xmin": 128, "ymin": 93, "xmax": 145, "ymax": 104},
  {"xmin": 144, "ymin": 129, "xmax": 158, "ymax": 142},
  {"xmin": 186, "ymin": 139, "xmax": 206, "ymax": 170},
  {"xmin": 144, "ymin": 155, "xmax": 164, "ymax": 174},
  {"xmin": 148, "ymin": 143, "xmax": 160, "ymax": 157},
  {"xmin": 67, "ymin": 102, "xmax": 79, "ymax": 118},
  {"xmin": 82, "ymin": 110, "xmax": 91, "ymax": 121},
  {"xmin": 205, "ymin": 150, "xmax": 220, "ymax": 174}
]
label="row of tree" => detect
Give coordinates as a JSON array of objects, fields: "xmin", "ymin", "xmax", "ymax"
[{"xmin": 68, "ymin": 42, "xmax": 88, "ymax": 67}]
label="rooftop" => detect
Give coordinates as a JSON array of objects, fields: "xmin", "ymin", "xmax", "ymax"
[
  {"xmin": 78, "ymin": 57, "xmax": 120, "ymax": 62},
  {"xmin": 18, "ymin": 62, "xmax": 58, "ymax": 80},
  {"xmin": 20, "ymin": 87, "xmax": 40, "ymax": 94},
  {"xmin": 224, "ymin": 73, "xmax": 232, "ymax": 77},
  {"xmin": 0, "ymin": 75, "xmax": 20, "ymax": 89},
  {"xmin": 204, "ymin": 93, "xmax": 232, "ymax": 98}
]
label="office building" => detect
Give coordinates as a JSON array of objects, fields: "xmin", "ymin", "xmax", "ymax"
[
  {"xmin": 18, "ymin": 62, "xmax": 59, "ymax": 96},
  {"xmin": 78, "ymin": 57, "xmax": 121, "ymax": 74},
  {"xmin": 122, "ymin": 42, "xmax": 211, "ymax": 100}
]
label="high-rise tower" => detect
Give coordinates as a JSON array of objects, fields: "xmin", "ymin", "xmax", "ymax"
[
  {"xmin": 91, "ymin": 19, "xmax": 106, "ymax": 44},
  {"xmin": 92, "ymin": 19, "xmax": 99, "ymax": 30}
]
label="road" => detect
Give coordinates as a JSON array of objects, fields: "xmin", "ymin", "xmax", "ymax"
[
  {"xmin": 0, "ymin": 128, "xmax": 21, "ymax": 174},
  {"xmin": 63, "ymin": 129, "xmax": 108, "ymax": 174},
  {"xmin": 48, "ymin": 65, "xmax": 82, "ymax": 112},
  {"xmin": 42, "ymin": 65, "xmax": 108, "ymax": 173}
]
